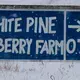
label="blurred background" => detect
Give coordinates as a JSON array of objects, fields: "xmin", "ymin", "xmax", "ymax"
[{"xmin": 0, "ymin": 0, "xmax": 80, "ymax": 80}]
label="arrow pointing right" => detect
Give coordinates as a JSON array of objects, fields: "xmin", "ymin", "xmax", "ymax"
[
  {"xmin": 68, "ymin": 25, "xmax": 80, "ymax": 32},
  {"xmin": 68, "ymin": 20, "xmax": 80, "ymax": 32}
]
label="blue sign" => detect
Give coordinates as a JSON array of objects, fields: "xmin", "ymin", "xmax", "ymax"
[
  {"xmin": 0, "ymin": 10, "xmax": 64, "ymax": 60},
  {"xmin": 66, "ymin": 11, "xmax": 80, "ymax": 60}
]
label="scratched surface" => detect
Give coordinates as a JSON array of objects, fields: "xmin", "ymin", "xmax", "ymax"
[
  {"xmin": 0, "ymin": 0, "xmax": 80, "ymax": 5},
  {"xmin": 0, "ymin": 61, "xmax": 79, "ymax": 80}
]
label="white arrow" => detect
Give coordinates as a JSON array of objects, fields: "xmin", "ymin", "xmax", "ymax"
[{"xmin": 68, "ymin": 20, "xmax": 80, "ymax": 32}]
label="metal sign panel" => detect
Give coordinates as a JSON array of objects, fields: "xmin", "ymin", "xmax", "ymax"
[
  {"xmin": 66, "ymin": 11, "xmax": 80, "ymax": 60},
  {"xmin": 0, "ymin": 10, "xmax": 64, "ymax": 60},
  {"xmin": 0, "ymin": 5, "xmax": 80, "ymax": 60}
]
